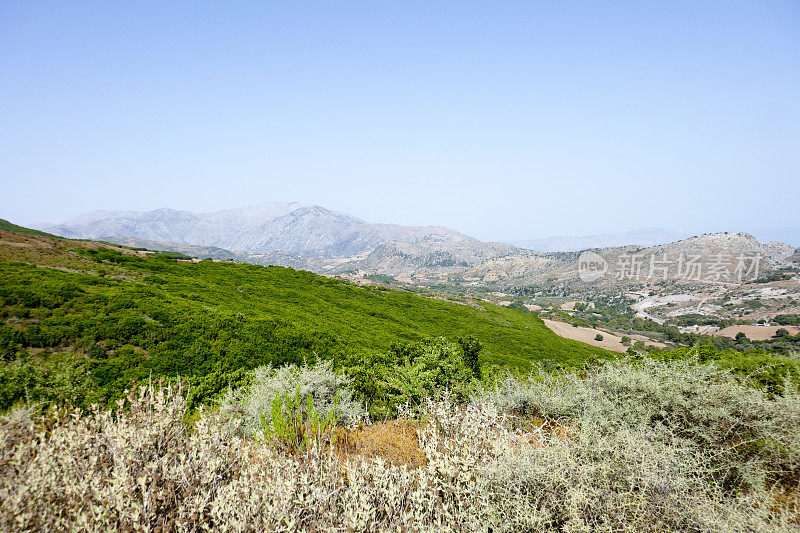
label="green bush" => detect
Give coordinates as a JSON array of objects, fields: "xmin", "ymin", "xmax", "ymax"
[
  {"xmin": 186, "ymin": 367, "xmax": 251, "ymax": 413},
  {"xmin": 0, "ymin": 354, "xmax": 101, "ymax": 411},
  {"xmin": 775, "ymin": 314, "xmax": 800, "ymax": 326},
  {"xmin": 256, "ymin": 389, "xmax": 337, "ymax": 452},
  {"xmin": 662, "ymin": 345, "xmax": 800, "ymax": 393},
  {"xmin": 346, "ymin": 338, "xmax": 480, "ymax": 417},
  {"xmin": 457, "ymin": 335, "xmax": 483, "ymax": 379}
]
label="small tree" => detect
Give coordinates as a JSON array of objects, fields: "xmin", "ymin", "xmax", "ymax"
[
  {"xmin": 387, "ymin": 338, "xmax": 478, "ymax": 410},
  {"xmin": 595, "ymin": 334, "xmax": 604, "ymax": 341},
  {"xmin": 457, "ymin": 335, "xmax": 483, "ymax": 380},
  {"xmin": 775, "ymin": 328, "xmax": 790, "ymax": 338},
  {"xmin": 621, "ymin": 335, "xmax": 631, "ymax": 345}
]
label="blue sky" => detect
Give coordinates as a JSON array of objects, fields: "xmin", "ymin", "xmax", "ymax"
[{"xmin": 1, "ymin": 1, "xmax": 798, "ymax": 242}]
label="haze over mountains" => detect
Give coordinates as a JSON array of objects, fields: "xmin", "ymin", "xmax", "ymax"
[
  {"xmin": 514, "ymin": 228, "xmax": 691, "ymax": 253},
  {"xmin": 39, "ymin": 202, "xmax": 475, "ymax": 258}
]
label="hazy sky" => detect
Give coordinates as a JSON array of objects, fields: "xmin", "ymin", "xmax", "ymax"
[{"xmin": 1, "ymin": 1, "xmax": 798, "ymax": 241}]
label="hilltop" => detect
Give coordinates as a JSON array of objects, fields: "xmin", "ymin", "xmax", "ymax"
[
  {"xmin": 0, "ymin": 218, "xmax": 62, "ymax": 239},
  {"xmin": 441, "ymin": 232, "xmax": 798, "ymax": 287}
]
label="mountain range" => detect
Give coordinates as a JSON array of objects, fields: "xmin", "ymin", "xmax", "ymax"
[
  {"xmin": 38, "ymin": 203, "xmax": 475, "ymax": 258},
  {"xmin": 35, "ymin": 204, "xmax": 799, "ymax": 292}
]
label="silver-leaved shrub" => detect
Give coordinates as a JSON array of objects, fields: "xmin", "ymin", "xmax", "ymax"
[
  {"xmin": 1, "ymin": 359, "xmax": 798, "ymax": 531},
  {"xmin": 220, "ymin": 359, "xmax": 366, "ymax": 436}
]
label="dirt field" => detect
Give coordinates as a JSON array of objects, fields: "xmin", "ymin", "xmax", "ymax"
[
  {"xmin": 542, "ymin": 318, "xmax": 666, "ymax": 354},
  {"xmin": 713, "ymin": 324, "xmax": 800, "ymax": 341}
]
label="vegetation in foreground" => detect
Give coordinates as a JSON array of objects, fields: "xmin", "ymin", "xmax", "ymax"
[{"xmin": 2, "ymin": 356, "xmax": 799, "ymax": 532}]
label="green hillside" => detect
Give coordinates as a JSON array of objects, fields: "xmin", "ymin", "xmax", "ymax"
[{"xmin": 0, "ymin": 228, "xmax": 612, "ymax": 409}]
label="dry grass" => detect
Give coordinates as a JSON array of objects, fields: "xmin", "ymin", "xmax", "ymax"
[
  {"xmin": 714, "ymin": 324, "xmax": 800, "ymax": 340},
  {"xmin": 334, "ymin": 419, "xmax": 425, "ymax": 467},
  {"xmin": 0, "ymin": 230, "xmax": 143, "ymax": 275}
]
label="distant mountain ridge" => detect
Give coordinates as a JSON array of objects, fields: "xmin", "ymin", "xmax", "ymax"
[
  {"xmin": 38, "ymin": 203, "xmax": 476, "ymax": 258},
  {"xmin": 31, "ymin": 209, "xmax": 799, "ymax": 292},
  {"xmin": 514, "ymin": 228, "xmax": 690, "ymax": 253},
  {"xmin": 339, "ymin": 241, "xmax": 526, "ymax": 275},
  {"xmin": 474, "ymin": 231, "xmax": 799, "ymax": 289}
]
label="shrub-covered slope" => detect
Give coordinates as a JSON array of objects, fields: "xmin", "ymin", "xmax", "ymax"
[{"xmin": 0, "ymin": 228, "xmax": 611, "ymax": 408}]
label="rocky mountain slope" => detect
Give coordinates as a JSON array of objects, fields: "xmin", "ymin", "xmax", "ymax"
[
  {"xmin": 38, "ymin": 203, "xmax": 476, "ymax": 258},
  {"xmin": 465, "ymin": 232, "xmax": 798, "ymax": 288},
  {"xmin": 463, "ymin": 232, "xmax": 799, "ymax": 325},
  {"xmin": 336, "ymin": 241, "xmax": 526, "ymax": 275}
]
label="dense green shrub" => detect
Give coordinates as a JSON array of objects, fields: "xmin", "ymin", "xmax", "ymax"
[
  {"xmin": 0, "ymin": 353, "xmax": 102, "ymax": 412},
  {"xmin": 661, "ymin": 345, "xmax": 800, "ymax": 392},
  {"xmin": 0, "ymin": 359, "xmax": 35, "ymax": 411},
  {"xmin": 775, "ymin": 314, "xmax": 800, "ymax": 326},
  {"xmin": 186, "ymin": 367, "xmax": 251, "ymax": 413},
  {"xmin": 457, "ymin": 335, "xmax": 483, "ymax": 379},
  {"xmin": 345, "ymin": 337, "xmax": 480, "ymax": 417}
]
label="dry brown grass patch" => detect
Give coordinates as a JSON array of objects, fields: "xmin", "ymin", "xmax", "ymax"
[
  {"xmin": 334, "ymin": 419, "xmax": 425, "ymax": 467},
  {"xmin": 770, "ymin": 486, "xmax": 800, "ymax": 523}
]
